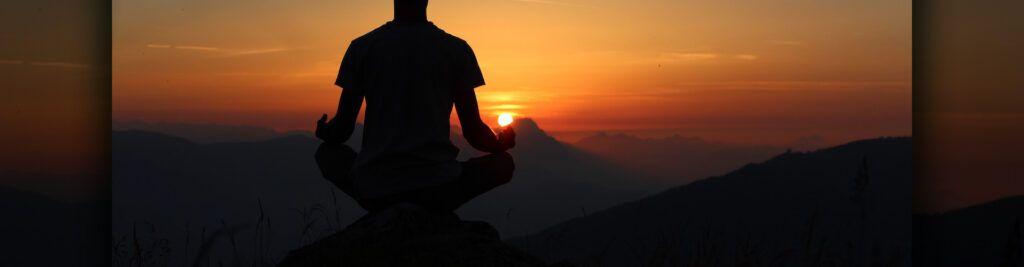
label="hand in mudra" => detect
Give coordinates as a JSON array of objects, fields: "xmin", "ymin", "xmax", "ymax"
[
  {"xmin": 315, "ymin": 114, "xmax": 335, "ymax": 143},
  {"xmin": 497, "ymin": 127, "xmax": 516, "ymax": 151}
]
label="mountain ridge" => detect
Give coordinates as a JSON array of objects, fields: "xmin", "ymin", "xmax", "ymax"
[{"xmin": 510, "ymin": 136, "xmax": 911, "ymax": 266}]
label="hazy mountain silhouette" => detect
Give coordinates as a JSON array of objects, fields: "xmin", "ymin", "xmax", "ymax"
[
  {"xmin": 573, "ymin": 132, "xmax": 783, "ymax": 185},
  {"xmin": 0, "ymin": 186, "xmax": 104, "ymax": 266},
  {"xmin": 112, "ymin": 119, "xmax": 652, "ymax": 264},
  {"xmin": 113, "ymin": 121, "xmax": 289, "ymax": 143},
  {"xmin": 454, "ymin": 119, "xmax": 655, "ymax": 236},
  {"xmin": 112, "ymin": 130, "xmax": 354, "ymax": 265},
  {"xmin": 510, "ymin": 137, "xmax": 911, "ymax": 266},
  {"xmin": 0, "ymin": 171, "xmax": 101, "ymax": 201},
  {"xmin": 915, "ymin": 195, "xmax": 1024, "ymax": 266}
]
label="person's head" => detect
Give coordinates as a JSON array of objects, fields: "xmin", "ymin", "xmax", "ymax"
[{"xmin": 394, "ymin": 0, "xmax": 428, "ymax": 21}]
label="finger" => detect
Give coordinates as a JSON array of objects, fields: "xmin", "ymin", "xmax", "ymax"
[{"xmin": 318, "ymin": 114, "xmax": 328, "ymax": 124}]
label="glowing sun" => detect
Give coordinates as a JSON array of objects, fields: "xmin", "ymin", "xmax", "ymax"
[{"xmin": 497, "ymin": 113, "xmax": 515, "ymax": 127}]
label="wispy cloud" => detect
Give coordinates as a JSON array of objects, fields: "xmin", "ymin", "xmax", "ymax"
[
  {"xmin": 734, "ymin": 54, "xmax": 758, "ymax": 60},
  {"xmin": 483, "ymin": 104, "xmax": 527, "ymax": 110},
  {"xmin": 222, "ymin": 48, "xmax": 291, "ymax": 57},
  {"xmin": 0, "ymin": 59, "xmax": 89, "ymax": 69},
  {"xmin": 633, "ymin": 52, "xmax": 758, "ymax": 65},
  {"xmin": 146, "ymin": 44, "xmax": 292, "ymax": 57},
  {"xmin": 674, "ymin": 80, "xmax": 909, "ymax": 92},
  {"xmin": 29, "ymin": 61, "xmax": 90, "ymax": 69},
  {"xmin": 175, "ymin": 45, "xmax": 220, "ymax": 51},
  {"xmin": 662, "ymin": 53, "xmax": 719, "ymax": 61},
  {"xmin": 214, "ymin": 72, "xmax": 335, "ymax": 77}
]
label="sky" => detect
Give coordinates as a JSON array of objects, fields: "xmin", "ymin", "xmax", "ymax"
[
  {"xmin": 2, "ymin": 0, "xmax": 1019, "ymax": 214},
  {"xmin": 113, "ymin": 0, "xmax": 911, "ymax": 145},
  {"xmin": 1, "ymin": 0, "xmax": 107, "ymax": 199},
  {"xmin": 913, "ymin": 1, "xmax": 1024, "ymax": 213},
  {"xmin": 0, "ymin": 0, "xmax": 925, "ymax": 203}
]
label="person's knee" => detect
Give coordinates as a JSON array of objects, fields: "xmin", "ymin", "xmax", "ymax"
[
  {"xmin": 315, "ymin": 142, "xmax": 359, "ymax": 188},
  {"xmin": 315, "ymin": 143, "xmax": 357, "ymax": 164},
  {"xmin": 492, "ymin": 152, "xmax": 515, "ymax": 184}
]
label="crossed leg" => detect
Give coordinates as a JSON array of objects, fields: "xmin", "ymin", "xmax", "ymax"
[{"xmin": 315, "ymin": 143, "xmax": 515, "ymax": 213}]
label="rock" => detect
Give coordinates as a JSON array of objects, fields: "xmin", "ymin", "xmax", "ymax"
[{"xmin": 278, "ymin": 203, "xmax": 547, "ymax": 267}]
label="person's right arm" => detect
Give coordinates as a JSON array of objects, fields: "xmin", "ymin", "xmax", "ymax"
[
  {"xmin": 316, "ymin": 88, "xmax": 363, "ymax": 144},
  {"xmin": 454, "ymin": 89, "xmax": 515, "ymax": 153}
]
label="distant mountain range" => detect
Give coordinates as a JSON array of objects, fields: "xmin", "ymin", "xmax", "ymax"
[
  {"xmin": 0, "ymin": 186, "xmax": 105, "ymax": 266},
  {"xmin": 573, "ymin": 132, "xmax": 783, "ymax": 185},
  {"xmin": 112, "ymin": 120, "xmax": 811, "ymax": 187},
  {"xmin": 111, "ymin": 119, "xmax": 658, "ymax": 265},
  {"xmin": 915, "ymin": 195, "xmax": 1024, "ymax": 266},
  {"xmin": 109, "ymin": 119, "xmax": 919, "ymax": 266},
  {"xmin": 510, "ymin": 137, "xmax": 912, "ymax": 266},
  {"xmin": 12, "ymin": 133, "xmax": 1020, "ymax": 266},
  {"xmin": 113, "ymin": 121, "xmax": 284, "ymax": 143}
]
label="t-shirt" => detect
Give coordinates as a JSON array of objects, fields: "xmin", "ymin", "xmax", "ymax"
[{"xmin": 335, "ymin": 20, "xmax": 485, "ymax": 199}]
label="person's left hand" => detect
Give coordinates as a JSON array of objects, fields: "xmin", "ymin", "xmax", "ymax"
[
  {"xmin": 315, "ymin": 114, "xmax": 334, "ymax": 143},
  {"xmin": 497, "ymin": 127, "xmax": 516, "ymax": 150}
]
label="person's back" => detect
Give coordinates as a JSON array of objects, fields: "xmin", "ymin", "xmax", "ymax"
[
  {"xmin": 339, "ymin": 21, "xmax": 482, "ymax": 199},
  {"xmin": 314, "ymin": 0, "xmax": 516, "ymax": 212}
]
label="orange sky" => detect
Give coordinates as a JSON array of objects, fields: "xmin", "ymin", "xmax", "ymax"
[{"xmin": 113, "ymin": 0, "xmax": 910, "ymax": 144}]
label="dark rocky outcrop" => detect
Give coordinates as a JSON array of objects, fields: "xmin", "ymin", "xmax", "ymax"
[{"xmin": 279, "ymin": 203, "xmax": 547, "ymax": 267}]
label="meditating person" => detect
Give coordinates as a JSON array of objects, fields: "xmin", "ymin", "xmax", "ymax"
[{"xmin": 313, "ymin": 0, "xmax": 516, "ymax": 213}]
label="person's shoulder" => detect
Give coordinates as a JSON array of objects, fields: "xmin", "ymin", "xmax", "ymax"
[
  {"xmin": 428, "ymin": 23, "xmax": 472, "ymax": 48},
  {"xmin": 349, "ymin": 23, "xmax": 394, "ymax": 47}
]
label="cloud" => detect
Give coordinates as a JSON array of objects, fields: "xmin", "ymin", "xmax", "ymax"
[
  {"xmin": 0, "ymin": 59, "xmax": 89, "ymax": 69},
  {"xmin": 214, "ymin": 72, "xmax": 335, "ymax": 77},
  {"xmin": 674, "ymin": 80, "xmax": 909, "ymax": 92},
  {"xmin": 635, "ymin": 52, "xmax": 758, "ymax": 65},
  {"xmin": 29, "ymin": 62, "xmax": 90, "ymax": 69},
  {"xmin": 222, "ymin": 48, "xmax": 291, "ymax": 57},
  {"xmin": 734, "ymin": 54, "xmax": 758, "ymax": 60},
  {"xmin": 663, "ymin": 53, "xmax": 719, "ymax": 61},
  {"xmin": 174, "ymin": 45, "xmax": 220, "ymax": 51},
  {"xmin": 483, "ymin": 104, "xmax": 527, "ymax": 110},
  {"xmin": 145, "ymin": 44, "xmax": 291, "ymax": 57}
]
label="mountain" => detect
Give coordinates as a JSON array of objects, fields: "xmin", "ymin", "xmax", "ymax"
[
  {"xmin": 0, "ymin": 171, "xmax": 103, "ymax": 201},
  {"xmin": 914, "ymin": 195, "xmax": 1024, "ymax": 266},
  {"xmin": 510, "ymin": 137, "xmax": 912, "ymax": 266},
  {"xmin": 574, "ymin": 132, "xmax": 783, "ymax": 185},
  {"xmin": 0, "ymin": 186, "xmax": 105, "ymax": 266},
  {"xmin": 112, "ymin": 119, "xmax": 654, "ymax": 265},
  {"xmin": 112, "ymin": 130, "xmax": 353, "ymax": 265},
  {"xmin": 113, "ymin": 121, "xmax": 285, "ymax": 143},
  {"xmin": 455, "ymin": 119, "xmax": 656, "ymax": 236}
]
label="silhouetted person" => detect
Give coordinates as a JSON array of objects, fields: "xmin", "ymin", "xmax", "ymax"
[{"xmin": 314, "ymin": 0, "xmax": 516, "ymax": 213}]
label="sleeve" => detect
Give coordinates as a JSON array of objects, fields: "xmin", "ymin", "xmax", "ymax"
[
  {"xmin": 334, "ymin": 41, "xmax": 362, "ymax": 94},
  {"xmin": 457, "ymin": 41, "xmax": 486, "ymax": 92}
]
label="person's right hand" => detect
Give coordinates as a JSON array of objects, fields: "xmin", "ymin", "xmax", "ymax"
[{"xmin": 497, "ymin": 127, "xmax": 516, "ymax": 150}]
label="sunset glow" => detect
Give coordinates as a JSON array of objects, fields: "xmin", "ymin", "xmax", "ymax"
[
  {"xmin": 498, "ymin": 113, "xmax": 515, "ymax": 127},
  {"xmin": 113, "ymin": 0, "xmax": 910, "ymax": 145}
]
